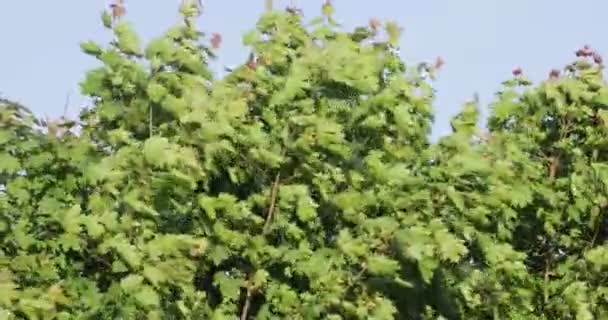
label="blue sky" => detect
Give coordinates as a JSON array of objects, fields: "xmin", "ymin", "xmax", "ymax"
[{"xmin": 1, "ymin": 1, "xmax": 606, "ymax": 139}]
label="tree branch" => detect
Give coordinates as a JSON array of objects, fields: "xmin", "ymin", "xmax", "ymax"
[
  {"xmin": 240, "ymin": 282, "xmax": 254, "ymax": 320},
  {"xmin": 262, "ymin": 171, "xmax": 281, "ymax": 234},
  {"xmin": 240, "ymin": 169, "xmax": 281, "ymax": 319},
  {"xmin": 588, "ymin": 220, "xmax": 601, "ymax": 250},
  {"xmin": 548, "ymin": 155, "xmax": 559, "ymax": 180}
]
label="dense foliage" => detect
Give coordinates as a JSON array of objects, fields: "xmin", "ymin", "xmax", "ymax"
[{"xmin": 1, "ymin": 1, "xmax": 607, "ymax": 319}]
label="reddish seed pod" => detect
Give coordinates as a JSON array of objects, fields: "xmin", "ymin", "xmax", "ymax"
[
  {"xmin": 583, "ymin": 46, "xmax": 593, "ymax": 57},
  {"xmin": 210, "ymin": 33, "xmax": 222, "ymax": 49},
  {"xmin": 576, "ymin": 45, "xmax": 594, "ymax": 57},
  {"xmin": 247, "ymin": 53, "xmax": 258, "ymax": 70},
  {"xmin": 549, "ymin": 69, "xmax": 560, "ymax": 79},
  {"xmin": 512, "ymin": 67, "xmax": 522, "ymax": 76},
  {"xmin": 593, "ymin": 52, "xmax": 603, "ymax": 65},
  {"xmin": 433, "ymin": 56, "xmax": 445, "ymax": 70},
  {"xmin": 369, "ymin": 18, "xmax": 381, "ymax": 31},
  {"xmin": 110, "ymin": 0, "xmax": 126, "ymax": 21},
  {"xmin": 286, "ymin": 6, "xmax": 302, "ymax": 15}
]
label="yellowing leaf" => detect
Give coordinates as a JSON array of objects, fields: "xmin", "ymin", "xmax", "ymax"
[
  {"xmin": 146, "ymin": 82, "xmax": 168, "ymax": 103},
  {"xmin": 134, "ymin": 286, "xmax": 160, "ymax": 308},
  {"xmin": 0, "ymin": 282, "xmax": 17, "ymax": 306},
  {"xmin": 115, "ymin": 240, "xmax": 143, "ymax": 269},
  {"xmin": 61, "ymin": 205, "xmax": 82, "ymax": 235},
  {"xmin": 143, "ymin": 136, "xmax": 176, "ymax": 168},
  {"xmin": 143, "ymin": 265, "xmax": 166, "ymax": 287},
  {"xmin": 120, "ymin": 274, "xmax": 144, "ymax": 292},
  {"xmin": 366, "ymin": 255, "xmax": 400, "ymax": 276}
]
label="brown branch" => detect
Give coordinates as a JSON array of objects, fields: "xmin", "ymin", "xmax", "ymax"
[
  {"xmin": 590, "ymin": 227, "xmax": 600, "ymax": 248},
  {"xmin": 351, "ymin": 265, "xmax": 367, "ymax": 286},
  {"xmin": 62, "ymin": 92, "xmax": 70, "ymax": 119},
  {"xmin": 262, "ymin": 171, "xmax": 281, "ymax": 234},
  {"xmin": 342, "ymin": 264, "xmax": 368, "ymax": 300},
  {"xmin": 240, "ymin": 283, "xmax": 254, "ymax": 320},
  {"xmin": 543, "ymin": 246, "xmax": 552, "ymax": 305},
  {"xmin": 546, "ymin": 115, "xmax": 572, "ymax": 180},
  {"xmin": 587, "ymin": 203, "xmax": 606, "ymax": 250},
  {"xmin": 548, "ymin": 155, "xmax": 559, "ymax": 180},
  {"xmin": 588, "ymin": 219, "xmax": 601, "ymax": 250},
  {"xmin": 240, "ymin": 169, "xmax": 282, "ymax": 319}
]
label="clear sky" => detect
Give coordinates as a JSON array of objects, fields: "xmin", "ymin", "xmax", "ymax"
[{"xmin": 1, "ymin": 0, "xmax": 606, "ymax": 139}]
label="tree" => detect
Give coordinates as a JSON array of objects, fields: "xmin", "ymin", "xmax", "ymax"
[{"xmin": 0, "ymin": 2, "xmax": 606, "ymax": 319}]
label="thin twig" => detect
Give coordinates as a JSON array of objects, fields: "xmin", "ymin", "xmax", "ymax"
[
  {"xmin": 262, "ymin": 171, "xmax": 281, "ymax": 234},
  {"xmin": 548, "ymin": 155, "xmax": 559, "ymax": 180},
  {"xmin": 241, "ymin": 155, "xmax": 284, "ymax": 319},
  {"xmin": 62, "ymin": 92, "xmax": 71, "ymax": 119},
  {"xmin": 348, "ymin": 265, "xmax": 367, "ymax": 289},
  {"xmin": 543, "ymin": 256, "xmax": 550, "ymax": 304},
  {"xmin": 149, "ymin": 105, "xmax": 153, "ymax": 137},
  {"xmin": 588, "ymin": 222, "xmax": 600, "ymax": 250}
]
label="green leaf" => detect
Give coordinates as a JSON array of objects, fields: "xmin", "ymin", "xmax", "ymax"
[
  {"xmin": 112, "ymin": 260, "xmax": 129, "ymax": 273},
  {"xmin": 60, "ymin": 205, "xmax": 83, "ymax": 235},
  {"xmin": 120, "ymin": 274, "xmax": 144, "ymax": 292},
  {"xmin": 82, "ymin": 216, "xmax": 105, "ymax": 239},
  {"xmin": 366, "ymin": 255, "xmax": 400, "ymax": 276},
  {"xmin": 214, "ymin": 272, "xmax": 244, "ymax": 302},
  {"xmin": 396, "ymin": 226, "xmax": 434, "ymax": 261},
  {"xmin": 433, "ymin": 228, "xmax": 468, "ymax": 263},
  {"xmin": 114, "ymin": 22, "xmax": 142, "ymax": 55},
  {"xmin": 446, "ymin": 186, "xmax": 465, "ymax": 212},
  {"xmin": 597, "ymin": 109, "xmax": 608, "ymax": 128},
  {"xmin": 146, "ymin": 82, "xmax": 168, "ymax": 103},
  {"xmin": 418, "ymin": 257, "xmax": 439, "ymax": 284},
  {"xmin": 101, "ymin": 11, "xmax": 113, "ymax": 28},
  {"xmin": 0, "ymin": 131, "xmax": 12, "ymax": 145},
  {"xmin": 322, "ymin": 1, "xmax": 334, "ymax": 17},
  {"xmin": 80, "ymin": 41, "xmax": 103, "ymax": 56},
  {"xmin": 134, "ymin": 286, "xmax": 160, "ymax": 308},
  {"xmin": 296, "ymin": 197, "xmax": 317, "ymax": 222},
  {"xmin": 124, "ymin": 189, "xmax": 160, "ymax": 217},
  {"xmin": 143, "ymin": 136, "xmax": 176, "ymax": 168},
  {"xmin": 115, "ymin": 240, "xmax": 143, "ymax": 269},
  {"xmin": 0, "ymin": 154, "xmax": 20, "ymax": 174},
  {"xmin": 0, "ymin": 281, "xmax": 18, "ymax": 306},
  {"xmin": 593, "ymin": 92, "xmax": 608, "ymax": 107},
  {"xmin": 585, "ymin": 246, "xmax": 608, "ymax": 272},
  {"xmin": 143, "ymin": 265, "xmax": 166, "ymax": 287},
  {"xmin": 385, "ymin": 21, "xmax": 401, "ymax": 44},
  {"xmin": 161, "ymin": 95, "xmax": 188, "ymax": 117}
]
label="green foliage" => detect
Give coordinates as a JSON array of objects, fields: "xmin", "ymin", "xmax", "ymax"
[{"xmin": 1, "ymin": 3, "xmax": 607, "ymax": 319}]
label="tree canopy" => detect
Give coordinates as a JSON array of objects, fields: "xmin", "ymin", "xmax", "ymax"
[{"xmin": 0, "ymin": 1, "xmax": 606, "ymax": 319}]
